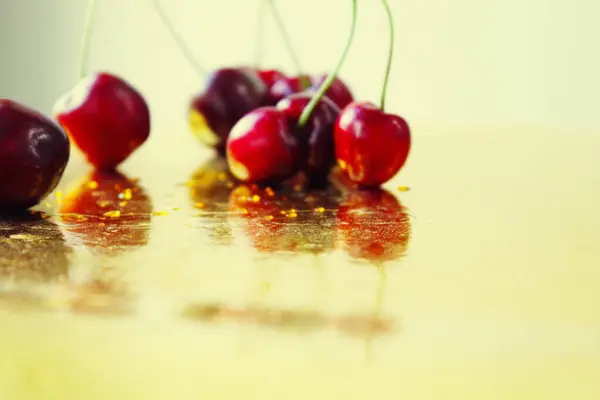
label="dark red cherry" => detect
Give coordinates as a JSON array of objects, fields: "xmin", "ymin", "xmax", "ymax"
[
  {"xmin": 54, "ymin": 72, "xmax": 150, "ymax": 171},
  {"xmin": 337, "ymin": 188, "xmax": 411, "ymax": 263},
  {"xmin": 226, "ymin": 107, "xmax": 300, "ymax": 183},
  {"xmin": 258, "ymin": 70, "xmax": 313, "ymax": 106},
  {"xmin": 335, "ymin": 101, "xmax": 411, "ymax": 187},
  {"xmin": 60, "ymin": 170, "xmax": 152, "ymax": 252},
  {"xmin": 189, "ymin": 67, "xmax": 267, "ymax": 154},
  {"xmin": 311, "ymin": 75, "xmax": 354, "ymax": 109},
  {"xmin": 0, "ymin": 100, "xmax": 70, "ymax": 212},
  {"xmin": 276, "ymin": 92, "xmax": 340, "ymax": 185}
]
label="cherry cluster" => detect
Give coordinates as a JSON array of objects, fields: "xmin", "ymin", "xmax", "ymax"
[{"xmin": 0, "ymin": 0, "xmax": 410, "ymax": 213}]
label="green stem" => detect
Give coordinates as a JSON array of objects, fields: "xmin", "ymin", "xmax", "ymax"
[
  {"xmin": 150, "ymin": 0, "xmax": 205, "ymax": 76},
  {"xmin": 379, "ymin": 0, "xmax": 395, "ymax": 111},
  {"xmin": 266, "ymin": 0, "xmax": 310, "ymax": 88},
  {"xmin": 78, "ymin": 0, "xmax": 97, "ymax": 80},
  {"xmin": 298, "ymin": 0, "xmax": 357, "ymax": 127}
]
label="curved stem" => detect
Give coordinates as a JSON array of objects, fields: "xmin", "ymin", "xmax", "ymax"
[
  {"xmin": 298, "ymin": 0, "xmax": 357, "ymax": 127},
  {"xmin": 379, "ymin": 0, "xmax": 395, "ymax": 111},
  {"xmin": 78, "ymin": 0, "xmax": 98, "ymax": 80},
  {"xmin": 266, "ymin": 0, "xmax": 310, "ymax": 88},
  {"xmin": 150, "ymin": 0, "xmax": 205, "ymax": 76}
]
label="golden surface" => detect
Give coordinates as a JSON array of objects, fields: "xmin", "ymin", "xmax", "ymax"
[{"xmin": 1, "ymin": 123, "xmax": 600, "ymax": 399}]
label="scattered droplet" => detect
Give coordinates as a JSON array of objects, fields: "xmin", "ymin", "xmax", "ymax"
[
  {"xmin": 87, "ymin": 181, "xmax": 99, "ymax": 189},
  {"xmin": 118, "ymin": 188, "xmax": 133, "ymax": 200}
]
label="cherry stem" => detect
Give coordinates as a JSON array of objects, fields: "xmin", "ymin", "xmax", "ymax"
[
  {"xmin": 379, "ymin": 0, "xmax": 395, "ymax": 111},
  {"xmin": 78, "ymin": 0, "xmax": 97, "ymax": 80},
  {"xmin": 298, "ymin": 0, "xmax": 357, "ymax": 127},
  {"xmin": 150, "ymin": 0, "xmax": 205, "ymax": 76},
  {"xmin": 266, "ymin": 0, "xmax": 310, "ymax": 88}
]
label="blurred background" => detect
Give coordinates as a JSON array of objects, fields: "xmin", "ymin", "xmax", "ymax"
[{"xmin": 1, "ymin": 0, "xmax": 599, "ymax": 132}]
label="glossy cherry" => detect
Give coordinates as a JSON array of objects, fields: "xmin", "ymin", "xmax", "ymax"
[
  {"xmin": 0, "ymin": 100, "xmax": 70, "ymax": 212},
  {"xmin": 226, "ymin": 107, "xmax": 300, "ymax": 184},
  {"xmin": 259, "ymin": 69, "xmax": 313, "ymax": 106},
  {"xmin": 276, "ymin": 92, "xmax": 340, "ymax": 185},
  {"xmin": 311, "ymin": 75, "xmax": 354, "ymax": 109},
  {"xmin": 335, "ymin": 101, "xmax": 410, "ymax": 187},
  {"xmin": 337, "ymin": 188, "xmax": 411, "ymax": 263},
  {"xmin": 54, "ymin": 72, "xmax": 150, "ymax": 171},
  {"xmin": 189, "ymin": 67, "xmax": 267, "ymax": 155}
]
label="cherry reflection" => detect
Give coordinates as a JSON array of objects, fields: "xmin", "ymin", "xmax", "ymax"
[
  {"xmin": 59, "ymin": 170, "xmax": 153, "ymax": 253},
  {"xmin": 0, "ymin": 212, "xmax": 71, "ymax": 284},
  {"xmin": 228, "ymin": 184, "xmax": 341, "ymax": 255},
  {"xmin": 187, "ymin": 157, "xmax": 236, "ymax": 246},
  {"xmin": 337, "ymin": 188, "xmax": 411, "ymax": 263}
]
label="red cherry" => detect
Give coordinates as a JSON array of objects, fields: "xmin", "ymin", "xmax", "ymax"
[
  {"xmin": 311, "ymin": 75, "xmax": 354, "ymax": 109},
  {"xmin": 54, "ymin": 72, "xmax": 150, "ymax": 171},
  {"xmin": 60, "ymin": 170, "xmax": 152, "ymax": 252},
  {"xmin": 276, "ymin": 92, "xmax": 340, "ymax": 185},
  {"xmin": 337, "ymin": 188, "xmax": 411, "ymax": 263},
  {"xmin": 335, "ymin": 101, "xmax": 410, "ymax": 187},
  {"xmin": 0, "ymin": 100, "xmax": 70, "ymax": 211},
  {"xmin": 258, "ymin": 70, "xmax": 313, "ymax": 106},
  {"xmin": 189, "ymin": 67, "xmax": 267, "ymax": 155},
  {"xmin": 226, "ymin": 107, "xmax": 300, "ymax": 184}
]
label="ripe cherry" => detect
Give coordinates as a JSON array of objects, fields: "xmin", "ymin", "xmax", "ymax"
[
  {"xmin": 54, "ymin": 72, "xmax": 150, "ymax": 171},
  {"xmin": 0, "ymin": 100, "xmax": 70, "ymax": 212},
  {"xmin": 276, "ymin": 92, "xmax": 340, "ymax": 185},
  {"xmin": 335, "ymin": 101, "xmax": 410, "ymax": 187},
  {"xmin": 337, "ymin": 188, "xmax": 411, "ymax": 263},
  {"xmin": 311, "ymin": 75, "xmax": 354, "ymax": 109},
  {"xmin": 226, "ymin": 107, "xmax": 300, "ymax": 184},
  {"xmin": 60, "ymin": 170, "xmax": 152, "ymax": 252},
  {"xmin": 259, "ymin": 69, "xmax": 313, "ymax": 106},
  {"xmin": 189, "ymin": 67, "xmax": 267, "ymax": 155}
]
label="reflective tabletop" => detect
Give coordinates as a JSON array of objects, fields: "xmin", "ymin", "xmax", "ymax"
[{"xmin": 1, "ymin": 120, "xmax": 599, "ymax": 399}]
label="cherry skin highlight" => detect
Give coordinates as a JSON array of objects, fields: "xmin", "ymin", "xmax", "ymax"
[
  {"xmin": 258, "ymin": 69, "xmax": 313, "ymax": 106},
  {"xmin": 226, "ymin": 107, "xmax": 300, "ymax": 184},
  {"xmin": 54, "ymin": 72, "xmax": 150, "ymax": 171},
  {"xmin": 0, "ymin": 100, "xmax": 70, "ymax": 212},
  {"xmin": 189, "ymin": 67, "xmax": 267, "ymax": 155},
  {"xmin": 311, "ymin": 75, "xmax": 354, "ymax": 109},
  {"xmin": 335, "ymin": 101, "xmax": 410, "ymax": 187},
  {"xmin": 276, "ymin": 92, "xmax": 340, "ymax": 185}
]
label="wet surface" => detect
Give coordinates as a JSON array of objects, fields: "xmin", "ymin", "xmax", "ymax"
[{"xmin": 1, "ymin": 124, "xmax": 600, "ymax": 399}]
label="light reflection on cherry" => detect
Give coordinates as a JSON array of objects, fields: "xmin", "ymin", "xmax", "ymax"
[{"xmin": 59, "ymin": 170, "xmax": 153, "ymax": 254}]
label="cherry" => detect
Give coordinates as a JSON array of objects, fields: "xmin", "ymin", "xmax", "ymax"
[
  {"xmin": 337, "ymin": 188, "xmax": 411, "ymax": 263},
  {"xmin": 0, "ymin": 100, "xmax": 70, "ymax": 212},
  {"xmin": 259, "ymin": 70, "xmax": 313, "ymax": 106},
  {"xmin": 335, "ymin": 101, "xmax": 410, "ymax": 187},
  {"xmin": 189, "ymin": 67, "xmax": 267, "ymax": 154},
  {"xmin": 311, "ymin": 75, "xmax": 354, "ymax": 109},
  {"xmin": 54, "ymin": 73, "xmax": 150, "ymax": 171},
  {"xmin": 60, "ymin": 170, "xmax": 152, "ymax": 252},
  {"xmin": 276, "ymin": 92, "xmax": 340, "ymax": 185},
  {"xmin": 226, "ymin": 107, "xmax": 300, "ymax": 184}
]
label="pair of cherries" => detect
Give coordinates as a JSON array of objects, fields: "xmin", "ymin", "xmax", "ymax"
[{"xmin": 0, "ymin": 72, "xmax": 150, "ymax": 212}]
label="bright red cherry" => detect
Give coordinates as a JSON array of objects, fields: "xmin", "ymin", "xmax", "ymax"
[
  {"xmin": 0, "ymin": 100, "xmax": 70, "ymax": 212},
  {"xmin": 53, "ymin": 72, "xmax": 150, "ymax": 171},
  {"xmin": 311, "ymin": 75, "xmax": 354, "ymax": 109},
  {"xmin": 60, "ymin": 170, "xmax": 152, "ymax": 252},
  {"xmin": 258, "ymin": 69, "xmax": 313, "ymax": 106},
  {"xmin": 189, "ymin": 67, "xmax": 267, "ymax": 155},
  {"xmin": 226, "ymin": 107, "xmax": 300, "ymax": 184},
  {"xmin": 337, "ymin": 188, "xmax": 411, "ymax": 263},
  {"xmin": 276, "ymin": 92, "xmax": 340, "ymax": 185},
  {"xmin": 335, "ymin": 101, "xmax": 410, "ymax": 187}
]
